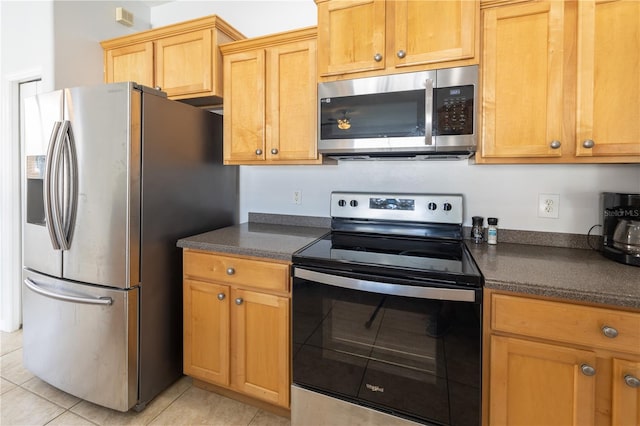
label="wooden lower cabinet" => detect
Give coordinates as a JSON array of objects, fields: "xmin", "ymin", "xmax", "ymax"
[
  {"xmin": 183, "ymin": 250, "xmax": 291, "ymax": 409},
  {"xmin": 489, "ymin": 335, "xmax": 596, "ymax": 426},
  {"xmin": 485, "ymin": 290, "xmax": 640, "ymax": 426}
]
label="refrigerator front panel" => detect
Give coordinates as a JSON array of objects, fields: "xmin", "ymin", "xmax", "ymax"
[
  {"xmin": 22, "ymin": 268, "xmax": 139, "ymax": 412},
  {"xmin": 62, "ymin": 83, "xmax": 141, "ymax": 289},
  {"xmin": 23, "ymin": 90, "xmax": 64, "ymax": 276}
]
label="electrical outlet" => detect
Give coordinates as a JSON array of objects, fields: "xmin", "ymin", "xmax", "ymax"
[
  {"xmin": 293, "ymin": 190, "xmax": 302, "ymax": 205},
  {"xmin": 538, "ymin": 193, "xmax": 559, "ymax": 218}
]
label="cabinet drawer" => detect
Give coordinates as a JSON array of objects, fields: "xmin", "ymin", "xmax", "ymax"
[
  {"xmin": 184, "ymin": 251, "xmax": 289, "ymax": 292},
  {"xmin": 491, "ymin": 294, "xmax": 640, "ymax": 354}
]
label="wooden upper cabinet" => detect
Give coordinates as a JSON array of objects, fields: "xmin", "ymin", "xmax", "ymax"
[
  {"xmin": 155, "ymin": 29, "xmax": 213, "ymax": 98},
  {"xmin": 317, "ymin": 0, "xmax": 386, "ymax": 76},
  {"xmin": 221, "ymin": 27, "xmax": 320, "ymax": 165},
  {"xmin": 105, "ymin": 42, "xmax": 154, "ymax": 88},
  {"xmin": 480, "ymin": 1, "xmax": 566, "ymax": 159},
  {"xmin": 575, "ymin": 0, "xmax": 640, "ymax": 158},
  {"xmin": 393, "ymin": 0, "xmax": 476, "ymax": 69},
  {"xmin": 223, "ymin": 49, "xmax": 266, "ymax": 163},
  {"xmin": 316, "ymin": 0, "xmax": 479, "ymax": 80},
  {"xmin": 478, "ymin": 0, "xmax": 640, "ymax": 163},
  {"xmin": 101, "ymin": 15, "xmax": 244, "ymax": 104}
]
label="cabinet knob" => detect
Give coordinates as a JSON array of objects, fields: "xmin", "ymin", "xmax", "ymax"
[
  {"xmin": 397, "ymin": 50, "xmax": 406, "ymax": 59},
  {"xmin": 581, "ymin": 364, "xmax": 596, "ymax": 377},
  {"xmin": 549, "ymin": 140, "xmax": 561, "ymax": 149},
  {"xmin": 255, "ymin": 148, "xmax": 263, "ymax": 155},
  {"xmin": 235, "ymin": 297, "xmax": 244, "ymax": 305},
  {"xmin": 226, "ymin": 267, "xmax": 235, "ymax": 276},
  {"xmin": 582, "ymin": 139, "xmax": 595, "ymax": 149},
  {"xmin": 373, "ymin": 53, "xmax": 383, "ymax": 62},
  {"xmin": 601, "ymin": 325, "xmax": 618, "ymax": 338},
  {"xmin": 217, "ymin": 293, "xmax": 226, "ymax": 301},
  {"xmin": 624, "ymin": 374, "xmax": 640, "ymax": 388},
  {"xmin": 271, "ymin": 148, "xmax": 278, "ymax": 155}
]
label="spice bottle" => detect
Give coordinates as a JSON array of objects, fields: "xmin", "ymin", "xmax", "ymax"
[
  {"xmin": 487, "ymin": 217, "xmax": 498, "ymax": 245},
  {"xmin": 471, "ymin": 216, "xmax": 484, "ymax": 244}
]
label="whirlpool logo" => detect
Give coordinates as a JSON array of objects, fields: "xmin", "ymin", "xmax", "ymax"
[{"xmin": 366, "ymin": 384, "xmax": 385, "ymax": 393}]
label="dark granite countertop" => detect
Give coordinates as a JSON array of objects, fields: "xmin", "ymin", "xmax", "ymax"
[
  {"xmin": 177, "ymin": 213, "xmax": 639, "ymax": 310},
  {"xmin": 466, "ymin": 242, "xmax": 640, "ymax": 309},
  {"xmin": 176, "ymin": 214, "xmax": 330, "ymax": 261}
]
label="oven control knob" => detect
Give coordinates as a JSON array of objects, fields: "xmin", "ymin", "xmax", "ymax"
[
  {"xmin": 350, "ymin": 200, "xmax": 358, "ymax": 207},
  {"xmin": 443, "ymin": 203, "xmax": 453, "ymax": 211},
  {"xmin": 338, "ymin": 199, "xmax": 346, "ymax": 207},
  {"xmin": 428, "ymin": 202, "xmax": 437, "ymax": 211}
]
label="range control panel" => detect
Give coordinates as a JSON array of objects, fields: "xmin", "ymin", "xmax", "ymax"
[{"xmin": 330, "ymin": 192, "xmax": 463, "ymax": 225}]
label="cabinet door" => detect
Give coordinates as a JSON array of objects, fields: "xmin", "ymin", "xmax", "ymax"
[
  {"xmin": 392, "ymin": 0, "xmax": 476, "ymax": 69},
  {"xmin": 224, "ymin": 49, "xmax": 265, "ymax": 162},
  {"xmin": 576, "ymin": 0, "xmax": 640, "ymax": 157},
  {"xmin": 317, "ymin": 0, "xmax": 386, "ymax": 76},
  {"xmin": 489, "ymin": 335, "xmax": 596, "ymax": 426},
  {"xmin": 156, "ymin": 29, "xmax": 213, "ymax": 97},
  {"xmin": 232, "ymin": 288, "xmax": 290, "ymax": 408},
  {"xmin": 612, "ymin": 358, "xmax": 640, "ymax": 426},
  {"xmin": 266, "ymin": 39, "xmax": 318, "ymax": 161},
  {"xmin": 105, "ymin": 42, "xmax": 154, "ymax": 87},
  {"xmin": 223, "ymin": 50, "xmax": 266, "ymax": 163},
  {"xmin": 481, "ymin": 1, "xmax": 566, "ymax": 158},
  {"xmin": 183, "ymin": 279, "xmax": 230, "ymax": 386}
]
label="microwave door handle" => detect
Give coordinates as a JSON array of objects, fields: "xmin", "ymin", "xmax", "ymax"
[
  {"xmin": 43, "ymin": 121, "xmax": 62, "ymax": 250},
  {"xmin": 424, "ymin": 78, "xmax": 434, "ymax": 145}
]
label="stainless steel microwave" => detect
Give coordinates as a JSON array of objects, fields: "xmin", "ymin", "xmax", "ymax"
[{"xmin": 318, "ymin": 65, "xmax": 478, "ymax": 160}]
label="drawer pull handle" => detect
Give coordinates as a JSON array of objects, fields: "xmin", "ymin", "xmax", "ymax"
[
  {"xmin": 226, "ymin": 267, "xmax": 235, "ymax": 276},
  {"xmin": 235, "ymin": 297, "xmax": 244, "ymax": 305},
  {"xmin": 624, "ymin": 375, "xmax": 640, "ymax": 388},
  {"xmin": 601, "ymin": 325, "xmax": 618, "ymax": 338},
  {"xmin": 581, "ymin": 364, "xmax": 596, "ymax": 377},
  {"xmin": 217, "ymin": 293, "xmax": 225, "ymax": 301}
]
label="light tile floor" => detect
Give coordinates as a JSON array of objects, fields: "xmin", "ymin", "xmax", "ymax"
[{"xmin": 1, "ymin": 329, "xmax": 291, "ymax": 426}]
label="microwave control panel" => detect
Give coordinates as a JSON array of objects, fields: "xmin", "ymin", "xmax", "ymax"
[{"xmin": 434, "ymin": 85, "xmax": 474, "ymax": 135}]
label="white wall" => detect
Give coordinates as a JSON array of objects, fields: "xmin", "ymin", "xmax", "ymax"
[
  {"xmin": 150, "ymin": 0, "xmax": 640, "ymax": 234},
  {"xmin": 151, "ymin": 0, "xmax": 317, "ymax": 36},
  {"xmin": 240, "ymin": 162, "xmax": 640, "ymax": 234}
]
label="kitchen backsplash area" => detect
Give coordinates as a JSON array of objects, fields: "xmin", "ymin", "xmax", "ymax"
[{"xmin": 239, "ymin": 161, "xmax": 640, "ymax": 236}]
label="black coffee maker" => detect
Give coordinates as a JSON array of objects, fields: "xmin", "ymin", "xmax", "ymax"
[{"xmin": 601, "ymin": 192, "xmax": 640, "ymax": 267}]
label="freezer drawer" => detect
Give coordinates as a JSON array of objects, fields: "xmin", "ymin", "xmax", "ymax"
[{"xmin": 22, "ymin": 269, "xmax": 139, "ymax": 412}]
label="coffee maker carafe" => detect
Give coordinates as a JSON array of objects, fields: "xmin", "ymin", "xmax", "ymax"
[{"xmin": 601, "ymin": 192, "xmax": 640, "ymax": 267}]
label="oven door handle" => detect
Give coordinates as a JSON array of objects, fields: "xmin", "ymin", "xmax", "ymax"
[{"xmin": 294, "ymin": 268, "xmax": 477, "ymax": 302}]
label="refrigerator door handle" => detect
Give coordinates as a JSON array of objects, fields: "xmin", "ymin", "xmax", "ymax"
[
  {"xmin": 61, "ymin": 121, "xmax": 78, "ymax": 249},
  {"xmin": 24, "ymin": 278, "xmax": 113, "ymax": 305},
  {"xmin": 50, "ymin": 121, "xmax": 69, "ymax": 250},
  {"xmin": 43, "ymin": 121, "xmax": 62, "ymax": 250}
]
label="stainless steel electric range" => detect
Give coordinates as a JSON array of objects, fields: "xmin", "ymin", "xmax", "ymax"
[{"xmin": 291, "ymin": 192, "xmax": 483, "ymax": 426}]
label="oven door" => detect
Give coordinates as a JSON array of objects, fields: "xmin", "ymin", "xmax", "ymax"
[{"xmin": 292, "ymin": 267, "xmax": 481, "ymax": 426}]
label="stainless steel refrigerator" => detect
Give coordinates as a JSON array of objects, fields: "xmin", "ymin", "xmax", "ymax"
[{"xmin": 22, "ymin": 82, "xmax": 238, "ymax": 412}]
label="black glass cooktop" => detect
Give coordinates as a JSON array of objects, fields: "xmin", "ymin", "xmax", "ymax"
[{"xmin": 293, "ymin": 232, "xmax": 483, "ymax": 288}]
